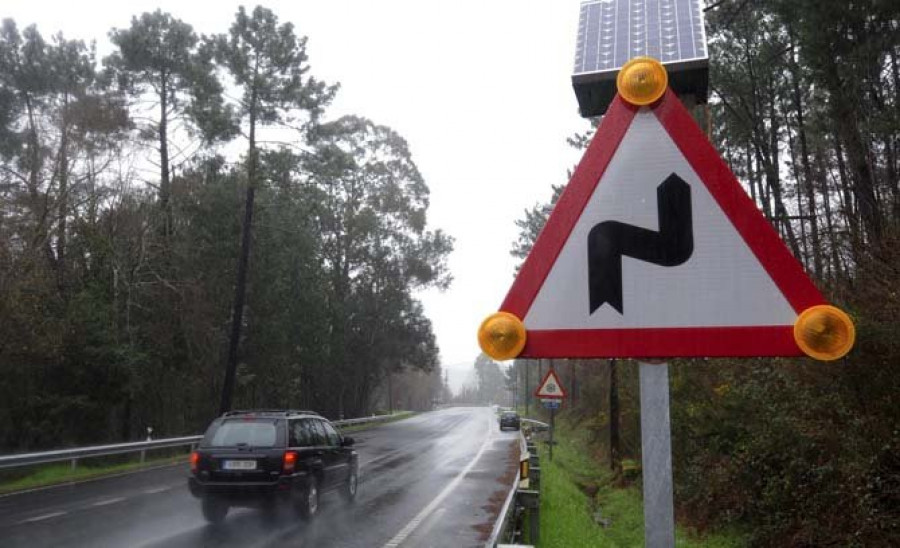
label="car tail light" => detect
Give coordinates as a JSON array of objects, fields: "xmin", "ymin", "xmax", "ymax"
[
  {"xmin": 283, "ymin": 451, "xmax": 298, "ymax": 474},
  {"xmin": 190, "ymin": 451, "xmax": 200, "ymax": 473}
]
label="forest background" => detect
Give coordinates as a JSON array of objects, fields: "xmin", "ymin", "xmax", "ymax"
[{"xmin": 0, "ymin": 5, "xmax": 454, "ymax": 451}]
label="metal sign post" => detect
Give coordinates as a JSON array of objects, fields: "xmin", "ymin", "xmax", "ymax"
[
  {"xmin": 541, "ymin": 399, "xmax": 559, "ymax": 462},
  {"xmin": 639, "ymin": 361, "xmax": 675, "ymax": 547},
  {"xmin": 549, "ymin": 406, "xmax": 556, "ymax": 461}
]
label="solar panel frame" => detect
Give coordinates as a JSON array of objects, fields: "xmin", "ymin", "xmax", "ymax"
[{"xmin": 572, "ymin": 0, "xmax": 709, "ymax": 117}]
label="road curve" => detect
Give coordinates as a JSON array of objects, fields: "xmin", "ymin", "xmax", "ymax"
[{"xmin": 0, "ymin": 407, "xmax": 519, "ymax": 548}]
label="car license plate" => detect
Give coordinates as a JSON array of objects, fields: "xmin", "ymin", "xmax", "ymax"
[{"xmin": 223, "ymin": 460, "xmax": 257, "ymax": 471}]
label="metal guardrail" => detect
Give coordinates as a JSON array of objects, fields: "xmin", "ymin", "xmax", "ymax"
[
  {"xmin": 485, "ymin": 432, "xmax": 528, "ymax": 547},
  {"xmin": 486, "ymin": 419, "xmax": 546, "ymax": 547},
  {"xmin": 333, "ymin": 414, "xmax": 406, "ymax": 427},
  {"xmin": 0, "ymin": 413, "xmax": 405, "ymax": 472},
  {"xmin": 520, "ymin": 418, "xmax": 549, "ymax": 431},
  {"xmin": 0, "ymin": 436, "xmax": 204, "ymax": 471}
]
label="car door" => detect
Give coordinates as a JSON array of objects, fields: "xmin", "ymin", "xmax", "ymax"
[
  {"xmin": 315, "ymin": 419, "xmax": 348, "ymax": 490},
  {"xmin": 293, "ymin": 418, "xmax": 326, "ymax": 484}
]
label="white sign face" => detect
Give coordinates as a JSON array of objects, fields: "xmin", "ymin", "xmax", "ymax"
[{"xmin": 523, "ymin": 109, "xmax": 796, "ymax": 331}]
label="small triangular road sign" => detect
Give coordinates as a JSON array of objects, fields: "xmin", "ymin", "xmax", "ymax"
[
  {"xmin": 535, "ymin": 369, "xmax": 567, "ymax": 399},
  {"xmin": 501, "ymin": 88, "xmax": 825, "ymax": 358}
]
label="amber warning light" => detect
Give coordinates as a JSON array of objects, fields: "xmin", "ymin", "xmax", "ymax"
[
  {"xmin": 793, "ymin": 305, "xmax": 855, "ymax": 361},
  {"xmin": 616, "ymin": 57, "xmax": 668, "ymax": 106},
  {"xmin": 478, "ymin": 312, "xmax": 526, "ymax": 361}
]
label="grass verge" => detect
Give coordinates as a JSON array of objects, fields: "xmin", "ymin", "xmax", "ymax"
[
  {"xmin": 535, "ymin": 419, "xmax": 746, "ymax": 547},
  {"xmin": 0, "ymin": 453, "xmax": 189, "ymax": 496}
]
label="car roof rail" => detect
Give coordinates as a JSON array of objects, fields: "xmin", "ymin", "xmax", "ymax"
[
  {"xmin": 222, "ymin": 409, "xmax": 287, "ymax": 417},
  {"xmin": 222, "ymin": 409, "xmax": 321, "ymax": 417},
  {"xmin": 286, "ymin": 410, "xmax": 321, "ymax": 417}
]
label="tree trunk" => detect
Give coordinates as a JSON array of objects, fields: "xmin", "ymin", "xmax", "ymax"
[
  {"xmin": 783, "ymin": 98, "xmax": 809, "ymax": 267},
  {"xmin": 765, "ymin": 94, "xmax": 802, "ymax": 259},
  {"xmin": 822, "ymin": 60, "xmax": 882, "ymax": 244},
  {"xmin": 791, "ymin": 77, "xmax": 823, "ymax": 276},
  {"xmin": 816, "ymin": 148, "xmax": 843, "ymax": 283},
  {"xmin": 833, "ymin": 137, "xmax": 862, "ymax": 262},
  {"xmin": 159, "ymin": 74, "xmax": 171, "ymax": 237},
  {"xmin": 785, "ymin": 32, "xmax": 823, "ymax": 275},
  {"xmin": 24, "ymin": 95, "xmax": 57, "ymax": 270},
  {"xmin": 890, "ymin": 48, "xmax": 900, "ymax": 219},
  {"xmin": 221, "ymin": 85, "xmax": 259, "ymax": 415},
  {"xmin": 746, "ymin": 143, "xmax": 758, "ymax": 205},
  {"xmin": 57, "ymin": 92, "xmax": 69, "ymax": 295}
]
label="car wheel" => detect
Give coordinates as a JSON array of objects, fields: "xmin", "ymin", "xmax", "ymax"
[
  {"xmin": 201, "ymin": 496, "xmax": 229, "ymax": 524},
  {"xmin": 342, "ymin": 466, "xmax": 359, "ymax": 503},
  {"xmin": 297, "ymin": 479, "xmax": 319, "ymax": 520}
]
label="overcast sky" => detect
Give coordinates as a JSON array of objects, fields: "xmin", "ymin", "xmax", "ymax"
[{"xmin": 4, "ymin": 0, "xmax": 589, "ymax": 383}]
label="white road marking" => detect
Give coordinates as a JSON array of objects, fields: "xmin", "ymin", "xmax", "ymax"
[
  {"xmin": 381, "ymin": 413, "xmax": 493, "ymax": 548},
  {"xmin": 143, "ymin": 486, "xmax": 172, "ymax": 495},
  {"xmin": 18, "ymin": 511, "xmax": 67, "ymax": 523},
  {"xmin": 91, "ymin": 497, "xmax": 126, "ymax": 507}
]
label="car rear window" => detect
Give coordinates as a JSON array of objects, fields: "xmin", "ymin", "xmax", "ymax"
[{"xmin": 203, "ymin": 419, "xmax": 281, "ymax": 448}]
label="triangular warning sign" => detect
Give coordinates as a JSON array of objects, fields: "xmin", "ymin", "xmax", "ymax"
[
  {"xmin": 501, "ymin": 89, "xmax": 824, "ymax": 358},
  {"xmin": 535, "ymin": 369, "xmax": 566, "ymax": 399}
]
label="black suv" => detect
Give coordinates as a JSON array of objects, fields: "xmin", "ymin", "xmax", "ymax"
[{"xmin": 188, "ymin": 410, "xmax": 358, "ymax": 523}]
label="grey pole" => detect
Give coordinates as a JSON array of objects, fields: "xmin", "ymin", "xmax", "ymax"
[
  {"xmin": 549, "ymin": 406, "xmax": 555, "ymax": 461},
  {"xmin": 639, "ymin": 361, "xmax": 675, "ymax": 547}
]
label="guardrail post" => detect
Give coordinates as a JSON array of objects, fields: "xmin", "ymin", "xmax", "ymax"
[
  {"xmin": 140, "ymin": 449, "xmax": 146, "ymax": 464},
  {"xmin": 70, "ymin": 458, "xmax": 78, "ymax": 471},
  {"xmin": 530, "ymin": 466, "xmax": 541, "ymax": 491},
  {"xmin": 518, "ymin": 489, "xmax": 540, "ymax": 544}
]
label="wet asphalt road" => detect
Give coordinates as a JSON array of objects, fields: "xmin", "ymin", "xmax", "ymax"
[{"xmin": 0, "ymin": 407, "xmax": 519, "ymax": 548}]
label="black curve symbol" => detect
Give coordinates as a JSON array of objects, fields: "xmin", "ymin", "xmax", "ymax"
[{"xmin": 587, "ymin": 173, "xmax": 694, "ymax": 314}]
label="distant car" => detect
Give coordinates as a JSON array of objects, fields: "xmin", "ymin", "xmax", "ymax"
[
  {"xmin": 498, "ymin": 411, "xmax": 520, "ymax": 431},
  {"xmin": 188, "ymin": 410, "xmax": 358, "ymax": 523}
]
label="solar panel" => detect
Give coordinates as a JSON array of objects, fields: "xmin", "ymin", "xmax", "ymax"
[{"xmin": 572, "ymin": 0, "xmax": 709, "ymax": 117}]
